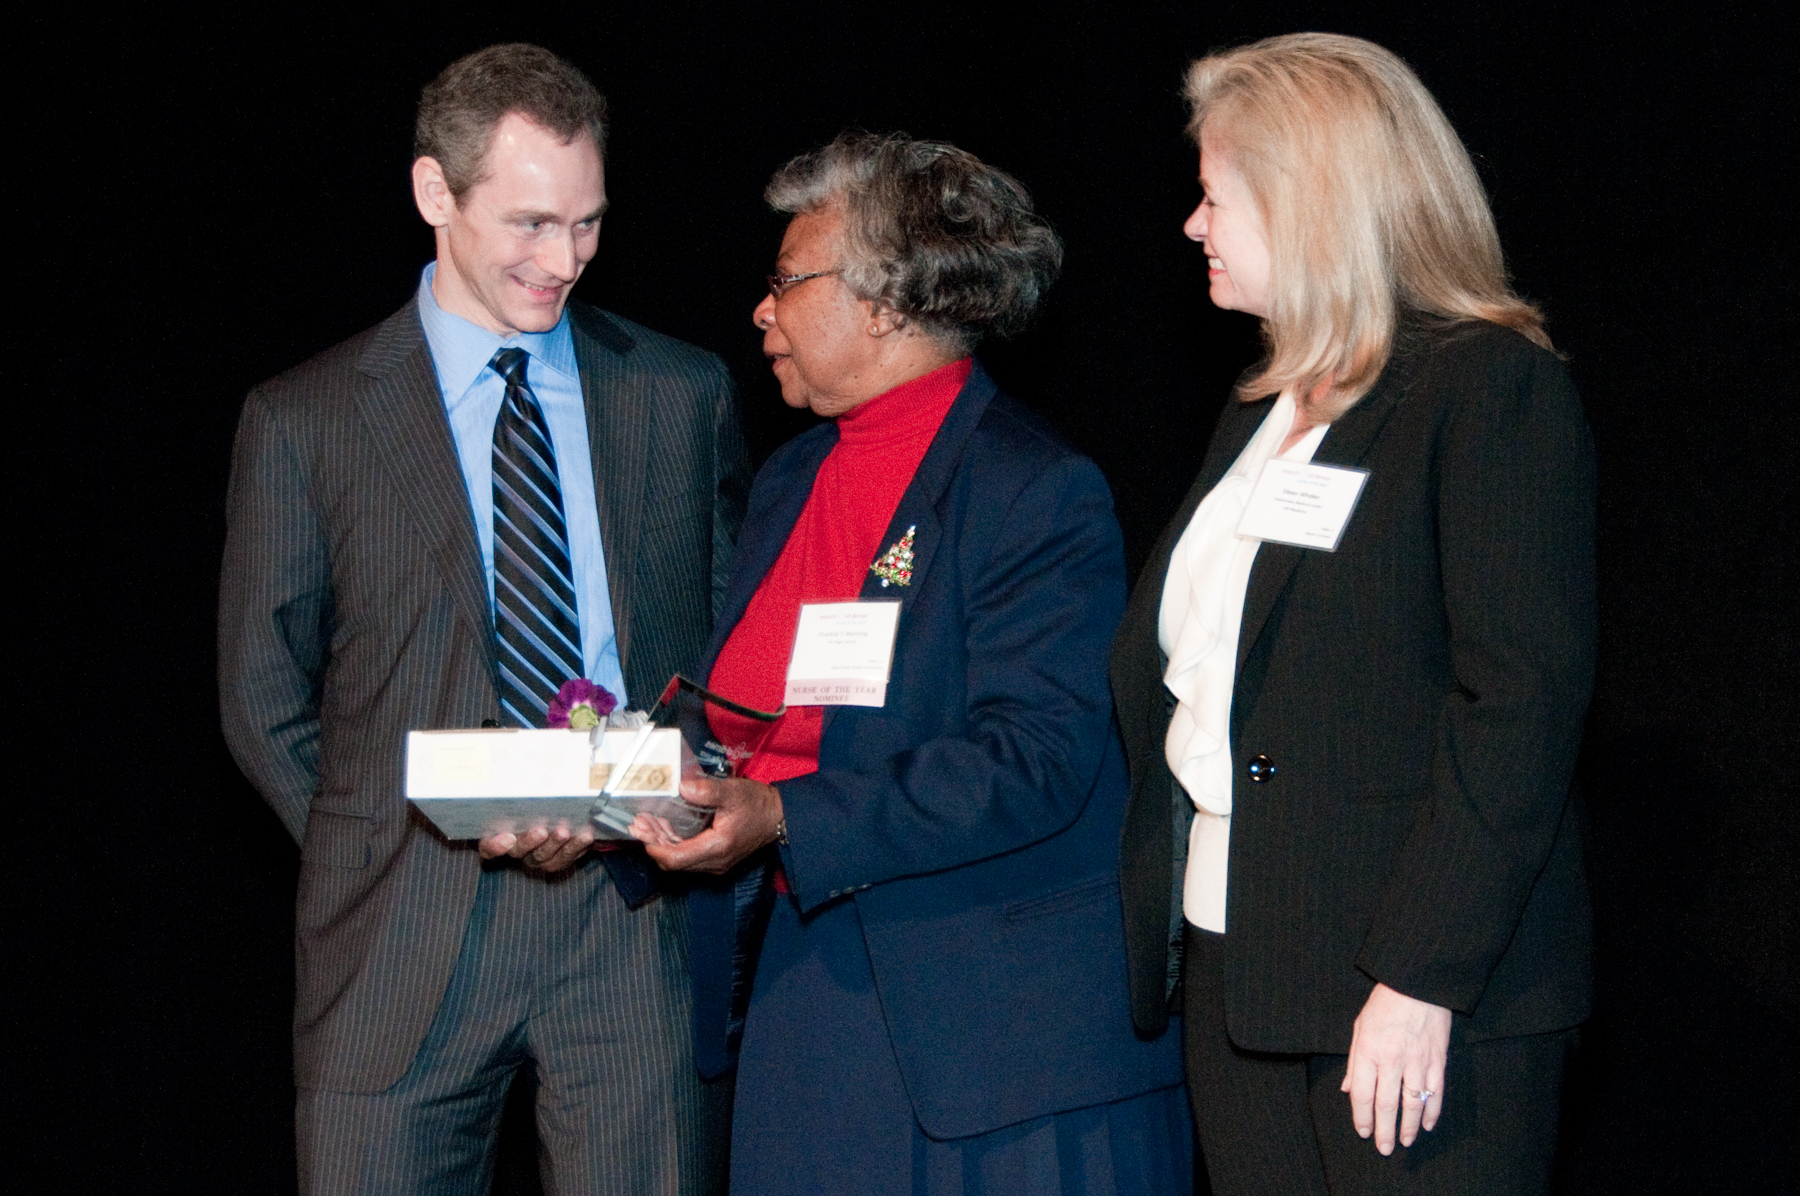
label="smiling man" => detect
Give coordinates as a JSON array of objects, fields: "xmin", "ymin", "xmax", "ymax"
[{"xmin": 219, "ymin": 43, "xmax": 746, "ymax": 1195}]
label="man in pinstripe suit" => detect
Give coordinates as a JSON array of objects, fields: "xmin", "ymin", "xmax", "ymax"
[{"xmin": 219, "ymin": 44, "xmax": 747, "ymax": 1195}]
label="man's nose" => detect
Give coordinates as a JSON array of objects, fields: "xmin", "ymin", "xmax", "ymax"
[{"xmin": 542, "ymin": 231, "xmax": 580, "ymax": 281}]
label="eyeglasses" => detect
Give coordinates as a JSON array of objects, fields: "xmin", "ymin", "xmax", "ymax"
[{"xmin": 765, "ymin": 269, "xmax": 843, "ymax": 299}]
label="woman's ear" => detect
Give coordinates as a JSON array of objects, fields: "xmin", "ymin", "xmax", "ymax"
[{"xmin": 865, "ymin": 302, "xmax": 907, "ymax": 338}]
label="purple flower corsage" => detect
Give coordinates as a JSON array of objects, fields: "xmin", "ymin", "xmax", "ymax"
[{"xmin": 546, "ymin": 679, "xmax": 617, "ymax": 730}]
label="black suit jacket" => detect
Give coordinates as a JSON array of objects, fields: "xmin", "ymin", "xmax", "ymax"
[
  {"xmin": 1113, "ymin": 319, "xmax": 1595, "ymax": 1053},
  {"xmin": 218, "ymin": 297, "xmax": 749, "ymax": 1091}
]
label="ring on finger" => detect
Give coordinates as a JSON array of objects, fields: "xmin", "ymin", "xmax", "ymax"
[{"xmin": 1404, "ymin": 1088, "xmax": 1434, "ymax": 1103}]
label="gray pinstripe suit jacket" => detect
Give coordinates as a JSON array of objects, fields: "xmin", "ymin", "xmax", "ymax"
[{"xmin": 219, "ymin": 296, "xmax": 749, "ymax": 1092}]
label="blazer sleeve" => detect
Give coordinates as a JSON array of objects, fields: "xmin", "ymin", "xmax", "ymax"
[
  {"xmin": 218, "ymin": 388, "xmax": 330, "ymax": 845},
  {"xmin": 709, "ymin": 370, "xmax": 751, "ymax": 622},
  {"xmin": 1354, "ymin": 342, "xmax": 1597, "ymax": 1011},
  {"xmin": 776, "ymin": 453, "xmax": 1126, "ymax": 910}
]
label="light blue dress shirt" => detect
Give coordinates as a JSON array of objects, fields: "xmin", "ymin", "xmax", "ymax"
[{"xmin": 416, "ymin": 262, "xmax": 628, "ymax": 708}]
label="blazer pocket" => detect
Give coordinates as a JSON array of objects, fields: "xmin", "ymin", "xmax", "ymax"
[
  {"xmin": 1002, "ymin": 874, "xmax": 1116, "ymax": 922},
  {"xmin": 303, "ymin": 807, "xmax": 372, "ymax": 870}
]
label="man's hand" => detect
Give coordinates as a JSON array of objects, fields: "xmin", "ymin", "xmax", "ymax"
[
  {"xmin": 632, "ymin": 776, "xmax": 782, "ymax": 875},
  {"xmin": 1341, "ymin": 982, "xmax": 1452, "ymax": 1154},
  {"xmin": 478, "ymin": 824, "xmax": 596, "ymax": 872}
]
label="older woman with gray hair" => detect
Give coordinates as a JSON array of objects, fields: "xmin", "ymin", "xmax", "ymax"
[{"xmin": 637, "ymin": 132, "xmax": 1189, "ymax": 1194}]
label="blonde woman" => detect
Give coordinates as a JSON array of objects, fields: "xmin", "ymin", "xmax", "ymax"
[{"xmin": 1111, "ymin": 33, "xmax": 1594, "ymax": 1194}]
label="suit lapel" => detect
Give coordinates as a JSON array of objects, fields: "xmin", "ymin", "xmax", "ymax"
[
  {"xmin": 696, "ymin": 425, "xmax": 840, "ymax": 685},
  {"xmin": 1117, "ymin": 397, "xmax": 1269, "ymax": 682},
  {"xmin": 811, "ymin": 363, "xmax": 998, "ymax": 736},
  {"xmin": 570, "ymin": 306, "xmax": 647, "ymax": 673},
  {"xmin": 853, "ymin": 366, "xmax": 994, "ymax": 605},
  {"xmin": 1234, "ymin": 366, "xmax": 1411, "ymax": 672},
  {"xmin": 354, "ymin": 302, "xmax": 496, "ymax": 689}
]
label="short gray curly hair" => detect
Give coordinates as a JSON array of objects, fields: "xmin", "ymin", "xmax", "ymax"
[{"xmin": 766, "ymin": 132, "xmax": 1063, "ymax": 352}]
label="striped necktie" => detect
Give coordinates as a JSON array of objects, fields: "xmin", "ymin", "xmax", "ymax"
[{"xmin": 490, "ymin": 347, "xmax": 584, "ymax": 728}]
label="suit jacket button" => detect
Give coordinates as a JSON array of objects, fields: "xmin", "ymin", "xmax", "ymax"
[{"xmin": 1246, "ymin": 754, "xmax": 1276, "ymax": 783}]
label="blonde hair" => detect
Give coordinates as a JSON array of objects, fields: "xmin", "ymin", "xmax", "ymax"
[{"xmin": 1185, "ymin": 33, "xmax": 1549, "ymax": 418}]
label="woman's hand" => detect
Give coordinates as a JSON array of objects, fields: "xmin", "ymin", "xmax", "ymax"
[
  {"xmin": 631, "ymin": 776, "xmax": 783, "ymax": 875},
  {"xmin": 1341, "ymin": 982, "xmax": 1452, "ymax": 1154}
]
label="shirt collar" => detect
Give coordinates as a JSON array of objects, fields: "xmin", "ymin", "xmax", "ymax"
[{"xmin": 416, "ymin": 261, "xmax": 579, "ymax": 404}]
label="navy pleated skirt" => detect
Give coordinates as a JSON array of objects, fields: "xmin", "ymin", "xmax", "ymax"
[{"xmin": 729, "ymin": 891, "xmax": 1192, "ymax": 1196}]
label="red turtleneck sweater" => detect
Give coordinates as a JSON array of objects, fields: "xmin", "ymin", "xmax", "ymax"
[{"xmin": 707, "ymin": 358, "xmax": 971, "ymax": 783}]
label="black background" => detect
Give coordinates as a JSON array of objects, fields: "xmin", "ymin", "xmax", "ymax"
[{"xmin": 16, "ymin": 2, "xmax": 1796, "ymax": 1193}]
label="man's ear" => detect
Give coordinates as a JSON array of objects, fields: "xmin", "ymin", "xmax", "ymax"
[{"xmin": 412, "ymin": 156, "xmax": 453, "ymax": 229}]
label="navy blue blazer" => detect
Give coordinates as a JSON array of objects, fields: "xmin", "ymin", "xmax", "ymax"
[{"xmin": 687, "ymin": 364, "xmax": 1181, "ymax": 1139}]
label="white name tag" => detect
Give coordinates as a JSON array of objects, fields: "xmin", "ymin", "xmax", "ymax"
[
  {"xmin": 784, "ymin": 600, "xmax": 901, "ymax": 707},
  {"xmin": 1236, "ymin": 459, "xmax": 1370, "ymax": 552}
]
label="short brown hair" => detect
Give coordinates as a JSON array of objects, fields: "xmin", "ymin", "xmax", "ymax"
[{"xmin": 415, "ymin": 43, "xmax": 608, "ymax": 200}]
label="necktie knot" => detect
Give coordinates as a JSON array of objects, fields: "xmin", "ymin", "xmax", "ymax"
[{"xmin": 490, "ymin": 347, "xmax": 529, "ymax": 385}]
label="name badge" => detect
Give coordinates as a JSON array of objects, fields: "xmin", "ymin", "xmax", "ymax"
[
  {"xmin": 784, "ymin": 600, "xmax": 902, "ymax": 707},
  {"xmin": 1236, "ymin": 459, "xmax": 1370, "ymax": 552}
]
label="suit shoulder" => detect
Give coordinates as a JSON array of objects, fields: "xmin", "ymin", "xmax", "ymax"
[
  {"xmin": 971, "ymin": 390, "xmax": 1090, "ymax": 471},
  {"xmin": 573, "ymin": 303, "xmax": 731, "ymax": 387},
  {"xmin": 967, "ymin": 391, "xmax": 1113, "ymax": 509},
  {"xmin": 1406, "ymin": 318, "xmax": 1572, "ymax": 390},
  {"xmin": 245, "ymin": 305, "xmax": 414, "ymax": 416},
  {"xmin": 1393, "ymin": 319, "xmax": 1588, "ymax": 462}
]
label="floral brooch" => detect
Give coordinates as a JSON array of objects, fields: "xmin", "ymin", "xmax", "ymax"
[
  {"xmin": 869, "ymin": 525, "xmax": 916, "ymax": 588},
  {"xmin": 547, "ymin": 679, "xmax": 618, "ymax": 729}
]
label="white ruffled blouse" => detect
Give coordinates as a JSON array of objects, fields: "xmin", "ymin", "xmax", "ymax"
[{"xmin": 1157, "ymin": 391, "xmax": 1327, "ymax": 932}]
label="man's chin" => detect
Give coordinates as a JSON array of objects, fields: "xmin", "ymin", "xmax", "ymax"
[{"xmin": 507, "ymin": 303, "xmax": 569, "ymax": 335}]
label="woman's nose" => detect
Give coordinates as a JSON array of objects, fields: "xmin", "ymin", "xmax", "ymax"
[
  {"xmin": 752, "ymin": 292, "xmax": 776, "ymax": 330},
  {"xmin": 1183, "ymin": 202, "xmax": 1209, "ymax": 243}
]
